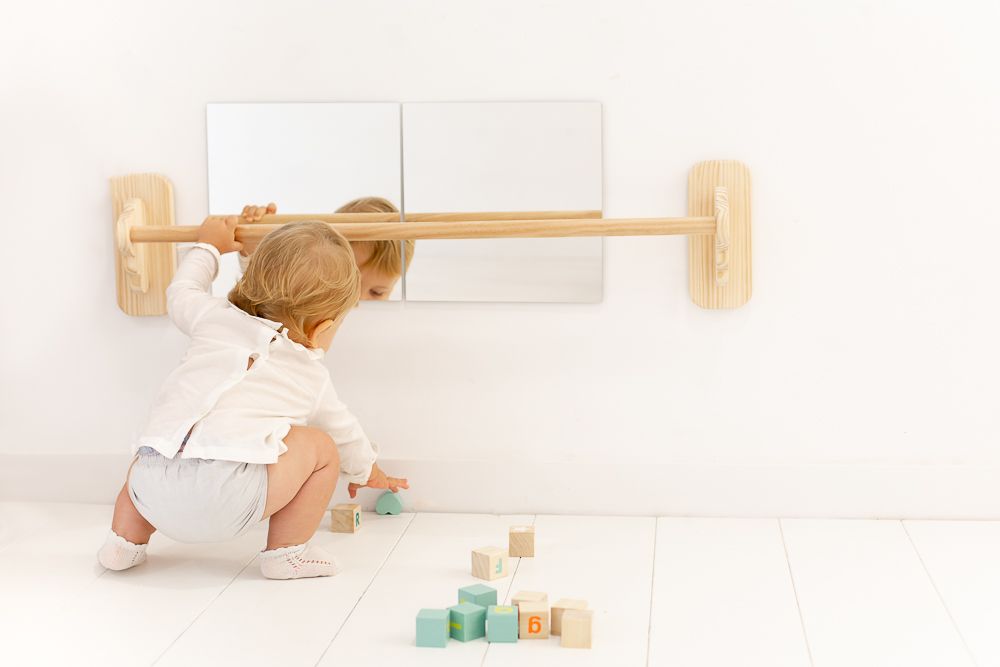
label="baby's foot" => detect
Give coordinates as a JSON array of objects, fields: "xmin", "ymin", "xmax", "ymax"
[
  {"xmin": 259, "ymin": 543, "xmax": 342, "ymax": 580},
  {"xmin": 97, "ymin": 531, "xmax": 148, "ymax": 571}
]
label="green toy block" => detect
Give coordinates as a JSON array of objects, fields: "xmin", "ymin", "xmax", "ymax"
[
  {"xmin": 458, "ymin": 583, "xmax": 498, "ymax": 607},
  {"xmin": 415, "ymin": 608, "xmax": 449, "ymax": 648},
  {"xmin": 448, "ymin": 602, "xmax": 486, "ymax": 642},
  {"xmin": 487, "ymin": 605, "xmax": 519, "ymax": 643},
  {"xmin": 375, "ymin": 491, "xmax": 404, "ymax": 515}
]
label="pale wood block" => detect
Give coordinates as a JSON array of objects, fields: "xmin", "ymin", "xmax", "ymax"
[
  {"xmin": 471, "ymin": 546, "xmax": 509, "ymax": 581},
  {"xmin": 511, "ymin": 590, "xmax": 548, "ymax": 608},
  {"xmin": 517, "ymin": 600, "xmax": 550, "ymax": 639},
  {"xmin": 551, "ymin": 598, "xmax": 587, "ymax": 636},
  {"xmin": 508, "ymin": 525, "xmax": 535, "ymax": 557},
  {"xmin": 560, "ymin": 609, "xmax": 593, "ymax": 649},
  {"xmin": 330, "ymin": 503, "xmax": 361, "ymax": 533}
]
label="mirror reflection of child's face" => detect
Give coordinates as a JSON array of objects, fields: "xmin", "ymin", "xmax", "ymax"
[{"xmin": 351, "ymin": 244, "xmax": 399, "ymax": 301}]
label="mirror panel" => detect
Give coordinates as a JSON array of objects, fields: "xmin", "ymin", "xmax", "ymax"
[
  {"xmin": 205, "ymin": 102, "xmax": 403, "ymax": 301},
  {"xmin": 401, "ymin": 102, "xmax": 603, "ymax": 303}
]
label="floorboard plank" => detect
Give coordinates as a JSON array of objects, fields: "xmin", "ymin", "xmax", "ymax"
[
  {"xmin": 646, "ymin": 518, "xmax": 811, "ymax": 667},
  {"xmin": 904, "ymin": 520, "xmax": 1000, "ymax": 666},
  {"xmin": 782, "ymin": 519, "xmax": 974, "ymax": 667},
  {"xmin": 157, "ymin": 512, "xmax": 415, "ymax": 667}
]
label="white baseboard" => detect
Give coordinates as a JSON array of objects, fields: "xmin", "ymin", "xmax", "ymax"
[{"xmin": 2, "ymin": 452, "xmax": 997, "ymax": 519}]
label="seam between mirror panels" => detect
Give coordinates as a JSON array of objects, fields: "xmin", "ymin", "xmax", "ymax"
[{"xmin": 398, "ymin": 102, "xmax": 407, "ymax": 304}]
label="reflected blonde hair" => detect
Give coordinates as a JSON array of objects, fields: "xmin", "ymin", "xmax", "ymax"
[
  {"xmin": 229, "ymin": 222, "xmax": 360, "ymax": 347},
  {"xmin": 337, "ymin": 197, "xmax": 415, "ymax": 276}
]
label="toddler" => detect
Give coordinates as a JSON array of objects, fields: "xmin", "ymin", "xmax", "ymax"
[{"xmin": 98, "ymin": 216, "xmax": 407, "ymax": 579}]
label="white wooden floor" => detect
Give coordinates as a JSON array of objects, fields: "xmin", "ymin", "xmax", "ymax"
[{"xmin": 2, "ymin": 503, "xmax": 998, "ymax": 666}]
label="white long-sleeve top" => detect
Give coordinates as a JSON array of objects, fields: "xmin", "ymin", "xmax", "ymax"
[{"xmin": 136, "ymin": 243, "xmax": 378, "ymax": 484}]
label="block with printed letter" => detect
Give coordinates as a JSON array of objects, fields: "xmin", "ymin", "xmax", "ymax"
[
  {"xmin": 486, "ymin": 605, "xmax": 519, "ymax": 643},
  {"xmin": 415, "ymin": 608, "xmax": 449, "ymax": 648},
  {"xmin": 329, "ymin": 503, "xmax": 361, "ymax": 533},
  {"xmin": 508, "ymin": 525, "xmax": 535, "ymax": 557},
  {"xmin": 517, "ymin": 600, "xmax": 550, "ymax": 639},
  {"xmin": 560, "ymin": 609, "xmax": 593, "ymax": 649},
  {"xmin": 458, "ymin": 583, "xmax": 498, "ymax": 607},
  {"xmin": 551, "ymin": 598, "xmax": 588, "ymax": 636},
  {"xmin": 448, "ymin": 602, "xmax": 487, "ymax": 642},
  {"xmin": 471, "ymin": 546, "xmax": 509, "ymax": 581}
]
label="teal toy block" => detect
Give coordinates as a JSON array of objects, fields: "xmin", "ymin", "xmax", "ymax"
[
  {"xmin": 415, "ymin": 608, "xmax": 449, "ymax": 648},
  {"xmin": 458, "ymin": 583, "xmax": 498, "ymax": 607},
  {"xmin": 448, "ymin": 602, "xmax": 486, "ymax": 642},
  {"xmin": 375, "ymin": 491, "xmax": 404, "ymax": 515},
  {"xmin": 487, "ymin": 605, "xmax": 519, "ymax": 643}
]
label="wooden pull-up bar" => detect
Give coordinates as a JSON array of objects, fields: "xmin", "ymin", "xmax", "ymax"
[
  {"xmin": 129, "ymin": 216, "xmax": 718, "ymax": 243},
  {"xmin": 111, "ymin": 160, "xmax": 751, "ymax": 315}
]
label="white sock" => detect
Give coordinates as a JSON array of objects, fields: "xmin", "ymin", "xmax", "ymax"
[
  {"xmin": 97, "ymin": 531, "xmax": 148, "ymax": 571},
  {"xmin": 259, "ymin": 543, "xmax": 342, "ymax": 580}
]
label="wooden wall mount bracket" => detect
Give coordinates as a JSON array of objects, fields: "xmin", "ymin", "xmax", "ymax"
[
  {"xmin": 111, "ymin": 174, "xmax": 176, "ymax": 316},
  {"xmin": 688, "ymin": 160, "xmax": 752, "ymax": 308}
]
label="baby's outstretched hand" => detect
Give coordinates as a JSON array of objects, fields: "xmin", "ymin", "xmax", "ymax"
[
  {"xmin": 198, "ymin": 215, "xmax": 244, "ymax": 255},
  {"xmin": 348, "ymin": 463, "xmax": 409, "ymax": 499}
]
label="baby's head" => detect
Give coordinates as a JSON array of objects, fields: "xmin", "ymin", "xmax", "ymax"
[
  {"xmin": 229, "ymin": 221, "xmax": 360, "ymax": 350},
  {"xmin": 337, "ymin": 197, "xmax": 415, "ymax": 300}
]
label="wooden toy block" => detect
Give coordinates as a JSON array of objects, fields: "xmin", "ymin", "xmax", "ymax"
[
  {"xmin": 508, "ymin": 525, "xmax": 535, "ymax": 557},
  {"xmin": 511, "ymin": 590, "xmax": 548, "ymax": 609},
  {"xmin": 551, "ymin": 599, "xmax": 588, "ymax": 636},
  {"xmin": 560, "ymin": 609, "xmax": 593, "ymax": 649},
  {"xmin": 329, "ymin": 503, "xmax": 361, "ymax": 533},
  {"xmin": 486, "ymin": 605, "xmax": 519, "ymax": 643},
  {"xmin": 471, "ymin": 546, "xmax": 509, "ymax": 581},
  {"xmin": 415, "ymin": 608, "xmax": 449, "ymax": 648},
  {"xmin": 375, "ymin": 491, "xmax": 404, "ymax": 515},
  {"xmin": 448, "ymin": 602, "xmax": 486, "ymax": 642},
  {"xmin": 458, "ymin": 583, "xmax": 498, "ymax": 607},
  {"xmin": 517, "ymin": 600, "xmax": 550, "ymax": 639}
]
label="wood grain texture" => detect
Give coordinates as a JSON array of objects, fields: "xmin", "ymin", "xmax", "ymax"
[
  {"xmin": 330, "ymin": 503, "xmax": 361, "ymax": 533},
  {"xmin": 689, "ymin": 161, "xmax": 751, "ymax": 308},
  {"xmin": 111, "ymin": 174, "xmax": 176, "ymax": 316},
  {"xmin": 509, "ymin": 525, "xmax": 536, "ymax": 557},
  {"xmin": 237, "ymin": 210, "xmax": 601, "ymax": 224},
  {"xmin": 131, "ymin": 216, "xmax": 716, "ymax": 243}
]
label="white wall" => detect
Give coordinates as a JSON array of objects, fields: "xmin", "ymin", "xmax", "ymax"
[{"xmin": 2, "ymin": 0, "xmax": 999, "ymax": 515}]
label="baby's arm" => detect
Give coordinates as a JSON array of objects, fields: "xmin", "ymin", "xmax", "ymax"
[
  {"xmin": 166, "ymin": 216, "xmax": 243, "ymax": 335},
  {"xmin": 309, "ymin": 378, "xmax": 409, "ymax": 497}
]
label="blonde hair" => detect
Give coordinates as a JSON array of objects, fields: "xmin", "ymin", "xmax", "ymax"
[
  {"xmin": 229, "ymin": 222, "xmax": 360, "ymax": 346},
  {"xmin": 337, "ymin": 197, "xmax": 415, "ymax": 277}
]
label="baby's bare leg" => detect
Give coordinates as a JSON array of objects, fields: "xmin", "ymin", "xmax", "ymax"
[
  {"xmin": 98, "ymin": 477, "xmax": 155, "ymax": 571},
  {"xmin": 111, "ymin": 483, "xmax": 156, "ymax": 544},
  {"xmin": 264, "ymin": 426, "xmax": 340, "ymax": 550}
]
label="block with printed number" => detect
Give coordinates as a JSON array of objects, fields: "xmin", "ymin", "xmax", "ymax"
[
  {"xmin": 471, "ymin": 546, "xmax": 509, "ymax": 581},
  {"xmin": 448, "ymin": 602, "xmax": 487, "ymax": 642},
  {"xmin": 551, "ymin": 598, "xmax": 587, "ymax": 636},
  {"xmin": 329, "ymin": 503, "xmax": 361, "ymax": 533},
  {"xmin": 486, "ymin": 605, "xmax": 519, "ymax": 643},
  {"xmin": 458, "ymin": 583, "xmax": 497, "ymax": 607},
  {"xmin": 517, "ymin": 600, "xmax": 550, "ymax": 639},
  {"xmin": 560, "ymin": 609, "xmax": 593, "ymax": 649},
  {"xmin": 415, "ymin": 608, "xmax": 449, "ymax": 648},
  {"xmin": 508, "ymin": 525, "xmax": 535, "ymax": 557}
]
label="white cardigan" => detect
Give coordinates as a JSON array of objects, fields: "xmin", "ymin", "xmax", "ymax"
[{"xmin": 136, "ymin": 243, "xmax": 377, "ymax": 484}]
